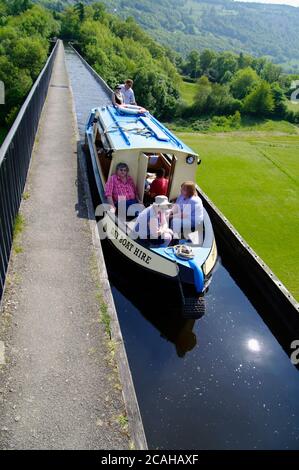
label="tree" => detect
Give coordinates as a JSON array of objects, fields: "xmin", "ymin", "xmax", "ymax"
[
  {"xmin": 261, "ymin": 62, "xmax": 282, "ymax": 84},
  {"xmin": 271, "ymin": 83, "xmax": 288, "ymax": 118},
  {"xmin": 184, "ymin": 50, "xmax": 201, "ymax": 79},
  {"xmin": 0, "ymin": 2, "xmax": 58, "ymax": 127},
  {"xmin": 60, "ymin": 6, "xmax": 81, "ymax": 40},
  {"xmin": 67, "ymin": 5, "xmax": 181, "ymax": 116},
  {"xmin": 251, "ymin": 57, "xmax": 268, "ymax": 76},
  {"xmin": 220, "ymin": 70, "xmax": 233, "ymax": 84},
  {"xmin": 200, "ymin": 49, "xmax": 216, "ymax": 75},
  {"xmin": 192, "ymin": 76, "xmax": 241, "ymax": 116},
  {"xmin": 207, "ymin": 83, "xmax": 241, "ymax": 115},
  {"xmin": 5, "ymin": 0, "xmax": 31, "ymax": 16},
  {"xmin": 133, "ymin": 68, "xmax": 178, "ymax": 119},
  {"xmin": 213, "ymin": 52, "xmax": 238, "ymax": 83},
  {"xmin": 243, "ymin": 80, "xmax": 274, "ymax": 116},
  {"xmin": 0, "ymin": 0, "xmax": 7, "ymax": 16},
  {"xmin": 74, "ymin": 2, "xmax": 85, "ymax": 23},
  {"xmin": 0, "ymin": 56, "xmax": 32, "ymax": 125},
  {"xmin": 237, "ymin": 52, "xmax": 253, "ymax": 70},
  {"xmin": 12, "ymin": 5, "xmax": 59, "ymax": 38},
  {"xmin": 92, "ymin": 2, "xmax": 106, "ymax": 21},
  {"xmin": 193, "ymin": 76, "xmax": 212, "ymax": 114},
  {"xmin": 230, "ymin": 67, "xmax": 259, "ymax": 100},
  {"xmin": 11, "ymin": 37, "xmax": 47, "ymax": 79}
]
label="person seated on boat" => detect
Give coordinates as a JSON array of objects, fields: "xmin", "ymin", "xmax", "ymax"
[
  {"xmin": 170, "ymin": 181, "xmax": 203, "ymax": 239},
  {"xmin": 148, "ymin": 168, "xmax": 169, "ymax": 201},
  {"xmin": 112, "ymin": 82, "xmax": 147, "ymax": 114},
  {"xmin": 112, "ymin": 85, "xmax": 124, "ymax": 107},
  {"xmin": 133, "ymin": 195, "xmax": 173, "ymax": 247},
  {"xmin": 143, "ymin": 172, "xmax": 155, "ymax": 205},
  {"xmin": 105, "ymin": 162, "xmax": 141, "ymax": 215}
]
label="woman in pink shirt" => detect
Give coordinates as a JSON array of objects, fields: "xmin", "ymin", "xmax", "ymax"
[{"xmin": 105, "ymin": 162, "xmax": 140, "ymax": 213}]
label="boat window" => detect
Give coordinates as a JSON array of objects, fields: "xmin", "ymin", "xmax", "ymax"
[{"xmin": 94, "ymin": 128, "xmax": 112, "ymax": 182}]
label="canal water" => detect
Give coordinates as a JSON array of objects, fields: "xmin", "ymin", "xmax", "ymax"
[{"xmin": 65, "ymin": 46, "xmax": 299, "ymax": 450}]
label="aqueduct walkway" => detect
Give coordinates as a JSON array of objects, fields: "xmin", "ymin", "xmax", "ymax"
[{"xmin": 0, "ymin": 41, "xmax": 131, "ymax": 450}]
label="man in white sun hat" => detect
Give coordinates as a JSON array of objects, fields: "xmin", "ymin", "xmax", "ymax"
[{"xmin": 134, "ymin": 195, "xmax": 173, "ymax": 246}]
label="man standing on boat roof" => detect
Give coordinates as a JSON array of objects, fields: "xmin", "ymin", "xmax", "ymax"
[{"xmin": 120, "ymin": 79, "xmax": 137, "ymax": 105}]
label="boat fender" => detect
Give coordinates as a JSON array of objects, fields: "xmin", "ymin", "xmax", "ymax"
[
  {"xmin": 117, "ymin": 105, "xmax": 147, "ymax": 116},
  {"xmin": 188, "ymin": 259, "xmax": 204, "ymax": 293}
]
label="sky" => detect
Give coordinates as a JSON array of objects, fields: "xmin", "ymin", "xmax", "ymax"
[{"xmin": 235, "ymin": 0, "xmax": 299, "ymax": 6}]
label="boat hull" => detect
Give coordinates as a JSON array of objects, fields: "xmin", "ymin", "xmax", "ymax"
[
  {"xmin": 85, "ymin": 108, "xmax": 218, "ymax": 299},
  {"xmin": 100, "ymin": 212, "xmax": 180, "ymax": 280}
]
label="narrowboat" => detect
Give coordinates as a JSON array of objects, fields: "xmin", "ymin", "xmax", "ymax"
[{"xmin": 85, "ymin": 105, "xmax": 218, "ymax": 310}]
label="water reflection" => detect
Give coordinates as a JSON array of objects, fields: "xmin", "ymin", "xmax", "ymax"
[
  {"xmin": 175, "ymin": 321, "xmax": 197, "ymax": 358},
  {"xmin": 247, "ymin": 338, "xmax": 261, "ymax": 353},
  {"xmin": 113, "ymin": 260, "xmax": 299, "ymax": 449},
  {"xmin": 103, "ymin": 239, "xmax": 198, "ymax": 358}
]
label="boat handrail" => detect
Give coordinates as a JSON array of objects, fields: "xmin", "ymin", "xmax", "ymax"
[
  {"xmin": 149, "ymin": 115, "xmax": 184, "ymax": 149},
  {"xmin": 139, "ymin": 116, "xmax": 169, "ymax": 142},
  {"xmin": 106, "ymin": 106, "xmax": 131, "ymax": 146}
]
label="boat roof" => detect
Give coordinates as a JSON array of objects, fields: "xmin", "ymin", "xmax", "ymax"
[{"xmin": 93, "ymin": 106, "xmax": 197, "ymax": 155}]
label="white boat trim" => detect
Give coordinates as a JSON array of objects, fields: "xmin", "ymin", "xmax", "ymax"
[{"xmin": 100, "ymin": 212, "xmax": 179, "ymax": 278}]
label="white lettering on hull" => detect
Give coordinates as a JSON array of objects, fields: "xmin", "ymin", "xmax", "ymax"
[{"xmin": 100, "ymin": 215, "xmax": 178, "ymax": 278}]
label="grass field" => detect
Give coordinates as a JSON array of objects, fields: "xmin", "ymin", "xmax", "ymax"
[
  {"xmin": 180, "ymin": 80, "xmax": 197, "ymax": 105},
  {"xmin": 167, "ymin": 114, "xmax": 299, "ymax": 134},
  {"xmin": 177, "ymin": 130, "xmax": 299, "ymax": 300},
  {"xmin": 236, "ymin": 117, "xmax": 298, "ymax": 134}
]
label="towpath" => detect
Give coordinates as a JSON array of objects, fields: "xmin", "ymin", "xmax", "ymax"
[{"xmin": 0, "ymin": 41, "xmax": 130, "ymax": 450}]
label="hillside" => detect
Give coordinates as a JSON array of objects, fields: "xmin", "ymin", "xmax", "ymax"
[{"xmin": 35, "ymin": 0, "xmax": 299, "ymax": 71}]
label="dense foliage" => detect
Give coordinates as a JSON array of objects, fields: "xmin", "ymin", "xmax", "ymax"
[
  {"xmin": 37, "ymin": 0, "xmax": 299, "ymax": 73},
  {"xmin": 1, "ymin": 0, "xmax": 299, "ymax": 135},
  {"xmin": 59, "ymin": 3, "xmax": 181, "ymax": 119},
  {"xmin": 0, "ymin": 0, "xmax": 59, "ymax": 127},
  {"xmin": 57, "ymin": 2, "xmax": 299, "ymax": 123},
  {"xmin": 179, "ymin": 49, "xmax": 299, "ymax": 125}
]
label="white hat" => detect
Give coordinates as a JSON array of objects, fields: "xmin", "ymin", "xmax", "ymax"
[{"xmin": 153, "ymin": 195, "xmax": 171, "ymax": 208}]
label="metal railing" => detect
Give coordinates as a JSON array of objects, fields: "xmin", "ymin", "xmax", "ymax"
[{"xmin": 0, "ymin": 40, "xmax": 59, "ymax": 303}]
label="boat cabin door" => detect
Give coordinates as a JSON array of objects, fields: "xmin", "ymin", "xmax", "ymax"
[
  {"xmin": 167, "ymin": 154, "xmax": 177, "ymax": 200},
  {"xmin": 137, "ymin": 153, "xmax": 148, "ymax": 201}
]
